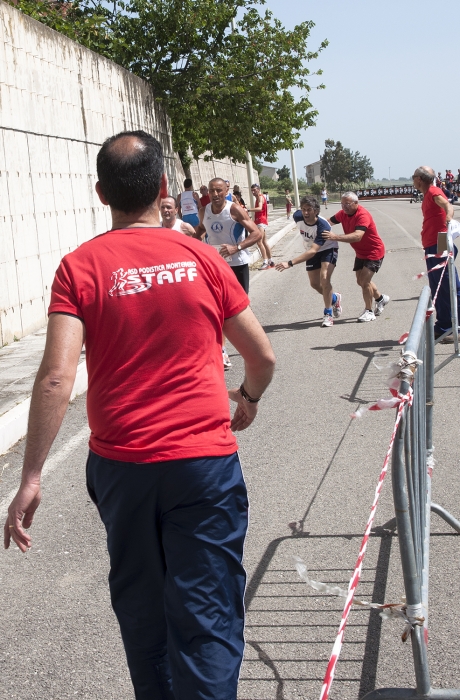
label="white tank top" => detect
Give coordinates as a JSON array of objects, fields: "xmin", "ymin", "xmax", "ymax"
[
  {"xmin": 203, "ymin": 201, "xmax": 249, "ymax": 266},
  {"xmin": 160, "ymin": 218, "xmax": 187, "ymax": 234},
  {"xmin": 180, "ymin": 190, "xmax": 198, "ymax": 216}
]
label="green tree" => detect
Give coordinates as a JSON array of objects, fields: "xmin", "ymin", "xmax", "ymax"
[
  {"xmin": 320, "ymin": 140, "xmax": 353, "ymax": 194},
  {"xmin": 309, "ymin": 182, "xmax": 323, "ymax": 196},
  {"xmin": 276, "ymin": 165, "xmax": 291, "ymax": 180},
  {"xmin": 320, "ymin": 139, "xmax": 373, "ymax": 193},
  {"xmin": 351, "ymin": 152, "xmax": 374, "ymax": 186},
  {"xmin": 10, "ymin": 0, "xmax": 327, "ymax": 168},
  {"xmin": 276, "ymin": 177, "xmax": 293, "ymax": 193},
  {"xmin": 259, "ymin": 175, "xmax": 277, "ymax": 190}
]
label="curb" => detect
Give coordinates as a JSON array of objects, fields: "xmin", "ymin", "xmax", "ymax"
[
  {"xmin": 0, "ymin": 221, "xmax": 295, "ymax": 457},
  {"xmin": 0, "ymin": 360, "xmax": 88, "ymax": 456},
  {"xmin": 248, "ymin": 220, "xmax": 296, "ymax": 265}
]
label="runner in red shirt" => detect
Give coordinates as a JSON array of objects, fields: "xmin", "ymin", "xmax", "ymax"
[
  {"xmin": 247, "ymin": 183, "xmax": 274, "ymax": 269},
  {"xmin": 4, "ymin": 131, "xmax": 276, "ymax": 700},
  {"xmin": 323, "ymin": 192, "xmax": 390, "ymax": 322},
  {"xmin": 412, "ymin": 165, "xmax": 460, "ymax": 341}
]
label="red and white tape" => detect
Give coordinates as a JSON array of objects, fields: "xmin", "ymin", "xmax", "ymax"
[{"xmin": 318, "ymin": 390, "xmax": 412, "ymax": 700}]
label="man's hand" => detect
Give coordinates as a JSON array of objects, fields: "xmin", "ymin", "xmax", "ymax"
[
  {"xmin": 275, "ymin": 261, "xmax": 290, "ymax": 271},
  {"xmin": 220, "ymin": 244, "xmax": 237, "ymax": 257},
  {"xmin": 4, "ymin": 481, "xmax": 41, "ymax": 552},
  {"xmin": 322, "ymin": 230, "xmax": 337, "ymax": 241},
  {"xmin": 228, "ymin": 388, "xmax": 258, "ymax": 431}
]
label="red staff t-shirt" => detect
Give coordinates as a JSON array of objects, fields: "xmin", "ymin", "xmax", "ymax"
[
  {"xmin": 48, "ymin": 227, "xmax": 249, "ymax": 463},
  {"xmin": 421, "ymin": 186, "xmax": 447, "ymax": 248},
  {"xmin": 332, "ymin": 206, "xmax": 385, "ymax": 260}
]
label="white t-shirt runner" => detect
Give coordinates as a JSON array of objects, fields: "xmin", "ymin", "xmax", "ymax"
[
  {"xmin": 203, "ymin": 202, "xmax": 249, "ymax": 267},
  {"xmin": 180, "ymin": 190, "xmax": 199, "ymax": 216},
  {"xmin": 293, "ymin": 211, "xmax": 337, "ymax": 252}
]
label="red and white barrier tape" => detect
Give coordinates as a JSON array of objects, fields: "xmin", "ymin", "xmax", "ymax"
[{"xmin": 316, "ymin": 392, "xmax": 411, "ymax": 700}]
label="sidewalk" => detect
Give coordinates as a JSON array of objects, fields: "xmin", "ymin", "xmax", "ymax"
[{"xmin": 0, "ymin": 213, "xmax": 295, "ymax": 455}]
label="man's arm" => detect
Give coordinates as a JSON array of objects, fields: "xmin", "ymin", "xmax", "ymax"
[
  {"xmin": 194, "ymin": 206, "xmax": 207, "ymax": 240},
  {"xmin": 223, "ymin": 307, "xmax": 275, "ymax": 431},
  {"xmin": 218, "ymin": 204, "xmax": 262, "ymax": 257},
  {"xmin": 322, "ymin": 228, "xmax": 365, "ymax": 244},
  {"xmin": 180, "ymin": 221, "xmax": 197, "ymax": 237},
  {"xmin": 275, "ymin": 243, "xmax": 320, "ymax": 270},
  {"xmin": 434, "ymin": 194, "xmax": 454, "ymax": 223},
  {"xmin": 4, "ymin": 313, "xmax": 85, "ymax": 552}
]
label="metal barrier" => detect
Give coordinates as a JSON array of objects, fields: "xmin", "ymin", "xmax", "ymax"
[
  {"xmin": 434, "ymin": 227, "xmax": 460, "ymax": 372},
  {"xmin": 362, "ymin": 285, "xmax": 460, "ymax": 700}
]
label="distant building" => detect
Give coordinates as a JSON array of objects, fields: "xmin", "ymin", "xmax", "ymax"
[
  {"xmin": 305, "ymin": 160, "xmax": 322, "ymax": 185},
  {"xmin": 260, "ymin": 165, "xmax": 279, "ymax": 181}
]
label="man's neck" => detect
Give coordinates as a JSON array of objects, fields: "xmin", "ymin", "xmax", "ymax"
[
  {"xmin": 162, "ymin": 217, "xmax": 176, "ymax": 229},
  {"xmin": 211, "ymin": 201, "xmax": 226, "ymax": 215},
  {"xmin": 110, "ymin": 205, "xmax": 161, "ymax": 230}
]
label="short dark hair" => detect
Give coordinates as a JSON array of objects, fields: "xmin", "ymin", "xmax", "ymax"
[
  {"xmin": 300, "ymin": 195, "xmax": 320, "ymax": 213},
  {"xmin": 97, "ymin": 131, "xmax": 163, "ymax": 213},
  {"xmin": 184, "ymin": 178, "xmax": 193, "ymax": 188}
]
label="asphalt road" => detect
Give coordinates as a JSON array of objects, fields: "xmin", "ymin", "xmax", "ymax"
[{"xmin": 1, "ymin": 199, "xmax": 460, "ymax": 700}]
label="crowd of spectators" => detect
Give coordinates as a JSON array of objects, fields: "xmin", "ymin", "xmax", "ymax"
[{"xmin": 435, "ymin": 169, "xmax": 459, "ymax": 204}]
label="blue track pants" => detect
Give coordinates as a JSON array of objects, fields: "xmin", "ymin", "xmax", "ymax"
[{"xmin": 86, "ymin": 451, "xmax": 248, "ymax": 700}]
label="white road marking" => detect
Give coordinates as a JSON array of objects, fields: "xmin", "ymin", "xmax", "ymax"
[
  {"xmin": 0, "ymin": 426, "xmax": 90, "ymax": 519},
  {"xmin": 371, "ymin": 206, "xmax": 422, "ymax": 248}
]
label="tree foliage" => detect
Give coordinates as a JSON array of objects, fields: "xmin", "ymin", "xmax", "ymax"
[
  {"xmin": 276, "ymin": 165, "xmax": 291, "ymax": 180},
  {"xmin": 320, "ymin": 139, "xmax": 374, "ymax": 192},
  {"xmin": 10, "ymin": 0, "xmax": 328, "ymax": 165}
]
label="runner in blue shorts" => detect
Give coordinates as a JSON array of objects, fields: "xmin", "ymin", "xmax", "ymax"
[{"xmin": 276, "ymin": 195, "xmax": 342, "ymax": 327}]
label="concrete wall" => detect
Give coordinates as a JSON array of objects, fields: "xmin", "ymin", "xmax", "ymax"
[{"xmin": 0, "ymin": 0, "xmax": 183, "ymax": 344}]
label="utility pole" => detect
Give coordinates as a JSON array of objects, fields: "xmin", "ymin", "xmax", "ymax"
[{"xmin": 290, "ymin": 149, "xmax": 300, "ymax": 208}]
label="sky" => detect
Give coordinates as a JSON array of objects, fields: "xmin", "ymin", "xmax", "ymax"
[{"xmin": 260, "ymin": 0, "xmax": 460, "ymax": 181}]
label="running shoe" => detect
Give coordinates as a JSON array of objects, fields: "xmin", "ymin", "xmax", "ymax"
[
  {"xmin": 358, "ymin": 309, "xmax": 376, "ymax": 323},
  {"xmin": 322, "ymin": 315, "xmax": 333, "ymax": 327},
  {"xmin": 222, "ymin": 351, "xmax": 232, "ymax": 369},
  {"xmin": 268, "ymin": 260, "xmax": 275, "ymax": 268},
  {"xmin": 332, "ymin": 292, "xmax": 342, "ymax": 318},
  {"xmin": 374, "ymin": 294, "xmax": 390, "ymax": 316},
  {"xmin": 259, "ymin": 261, "xmax": 270, "ymax": 270}
]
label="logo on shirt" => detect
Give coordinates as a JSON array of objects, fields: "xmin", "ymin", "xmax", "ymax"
[
  {"xmin": 211, "ymin": 222, "xmax": 223, "ymax": 232},
  {"xmin": 108, "ymin": 263, "xmax": 198, "ymax": 297}
]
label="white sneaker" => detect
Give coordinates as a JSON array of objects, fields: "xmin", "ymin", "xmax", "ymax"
[
  {"xmin": 358, "ymin": 309, "xmax": 376, "ymax": 322},
  {"xmin": 332, "ymin": 292, "xmax": 342, "ymax": 318},
  {"xmin": 259, "ymin": 261, "xmax": 269, "ymax": 270},
  {"xmin": 374, "ymin": 294, "xmax": 390, "ymax": 316},
  {"xmin": 222, "ymin": 350, "xmax": 232, "ymax": 370},
  {"xmin": 322, "ymin": 315, "xmax": 333, "ymax": 327}
]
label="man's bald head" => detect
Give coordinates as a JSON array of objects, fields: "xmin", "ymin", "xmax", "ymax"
[
  {"xmin": 413, "ymin": 166, "xmax": 435, "ymax": 184},
  {"xmin": 97, "ymin": 130, "xmax": 164, "ymax": 214}
]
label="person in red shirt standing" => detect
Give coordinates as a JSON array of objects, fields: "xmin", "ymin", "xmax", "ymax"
[
  {"xmin": 323, "ymin": 192, "xmax": 389, "ymax": 322},
  {"xmin": 248, "ymin": 183, "xmax": 274, "ymax": 269},
  {"xmin": 199, "ymin": 184, "xmax": 211, "ymax": 207},
  {"xmin": 412, "ymin": 165, "xmax": 460, "ymax": 342},
  {"xmin": 4, "ymin": 131, "xmax": 276, "ymax": 700}
]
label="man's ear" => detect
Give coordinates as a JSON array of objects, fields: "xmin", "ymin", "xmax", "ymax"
[
  {"xmin": 95, "ymin": 181, "xmax": 109, "ymax": 205},
  {"xmin": 160, "ymin": 173, "xmax": 168, "ymax": 199}
]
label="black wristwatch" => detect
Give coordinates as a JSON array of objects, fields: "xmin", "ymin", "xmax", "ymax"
[{"xmin": 288, "ymin": 260, "xmax": 294, "ymax": 267}]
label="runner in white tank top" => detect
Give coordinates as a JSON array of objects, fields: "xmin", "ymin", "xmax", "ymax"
[
  {"xmin": 160, "ymin": 196, "xmax": 196, "ymax": 236},
  {"xmin": 177, "ymin": 178, "xmax": 200, "ymax": 228},
  {"xmin": 195, "ymin": 177, "xmax": 263, "ymax": 369}
]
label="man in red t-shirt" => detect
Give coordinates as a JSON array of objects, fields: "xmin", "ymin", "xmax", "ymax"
[
  {"xmin": 248, "ymin": 183, "xmax": 274, "ymax": 270},
  {"xmin": 412, "ymin": 165, "xmax": 460, "ymax": 341},
  {"xmin": 199, "ymin": 184, "xmax": 211, "ymax": 207},
  {"xmin": 323, "ymin": 192, "xmax": 390, "ymax": 322},
  {"xmin": 4, "ymin": 131, "xmax": 276, "ymax": 699}
]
